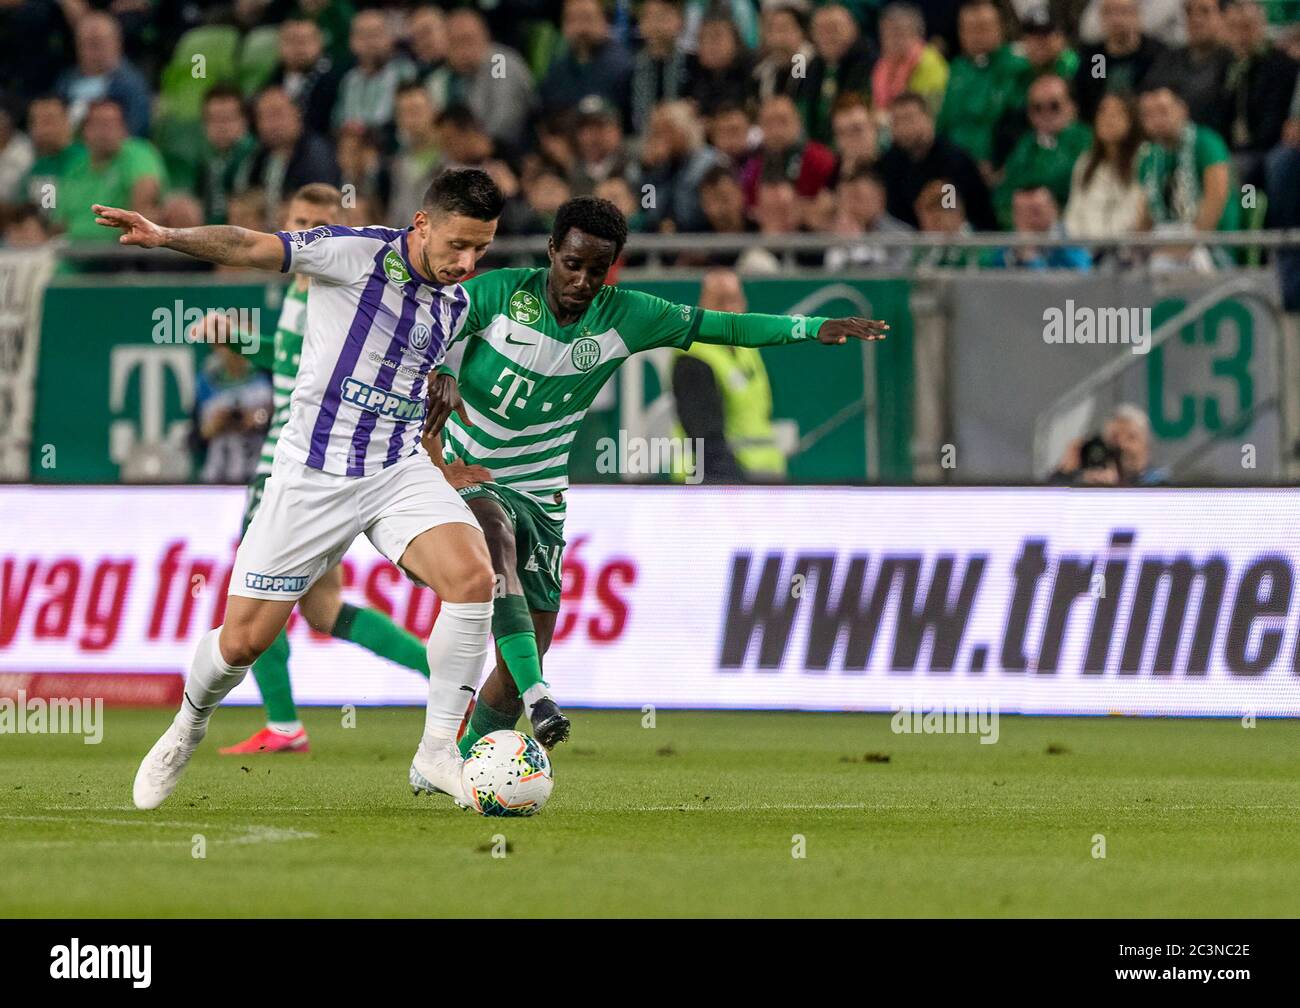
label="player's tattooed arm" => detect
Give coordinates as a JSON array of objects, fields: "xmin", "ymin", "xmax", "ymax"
[{"xmin": 92, "ymin": 205, "xmax": 284, "ymax": 270}]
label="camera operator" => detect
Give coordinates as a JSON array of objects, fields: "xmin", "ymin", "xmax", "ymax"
[
  {"xmin": 1050, "ymin": 404, "xmax": 1168, "ymax": 486},
  {"xmin": 194, "ymin": 341, "xmax": 273, "ymax": 485}
]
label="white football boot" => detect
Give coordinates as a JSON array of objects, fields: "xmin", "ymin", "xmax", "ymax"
[
  {"xmin": 409, "ymin": 739, "xmax": 472, "ymax": 807},
  {"xmin": 133, "ymin": 721, "xmax": 204, "ymax": 810}
]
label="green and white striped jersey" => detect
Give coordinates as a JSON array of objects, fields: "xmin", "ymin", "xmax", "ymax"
[
  {"xmin": 440, "ymin": 268, "xmax": 703, "ymax": 522},
  {"xmin": 441, "ymin": 268, "xmax": 831, "ymax": 522},
  {"xmin": 254, "ymin": 282, "xmax": 307, "ymax": 477}
]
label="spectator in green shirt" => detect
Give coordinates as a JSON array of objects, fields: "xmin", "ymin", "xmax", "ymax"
[
  {"xmin": 50, "ymin": 98, "xmax": 166, "ymax": 242},
  {"xmin": 990, "ymin": 11, "xmax": 1081, "ymax": 167},
  {"xmin": 1136, "ymin": 82, "xmax": 1238, "ymax": 267},
  {"xmin": 937, "ymin": 0, "xmax": 1030, "ymax": 173},
  {"xmin": 198, "ymin": 85, "xmax": 257, "ymax": 225},
  {"xmin": 996, "ymin": 73, "xmax": 1093, "ymax": 228},
  {"xmin": 1019, "ymin": 10, "xmax": 1079, "ymax": 83},
  {"xmin": 23, "ymin": 96, "xmax": 81, "ymax": 216}
]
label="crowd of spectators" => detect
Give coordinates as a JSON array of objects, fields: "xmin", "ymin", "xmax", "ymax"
[{"xmin": 0, "ymin": 0, "xmax": 1298, "ymax": 275}]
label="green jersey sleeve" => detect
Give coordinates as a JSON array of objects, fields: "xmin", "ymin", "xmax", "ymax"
[
  {"xmin": 614, "ymin": 287, "xmax": 830, "ymax": 351},
  {"xmin": 609, "ymin": 289, "xmax": 706, "ymax": 352},
  {"xmin": 693, "ymin": 309, "xmax": 830, "ymax": 347}
]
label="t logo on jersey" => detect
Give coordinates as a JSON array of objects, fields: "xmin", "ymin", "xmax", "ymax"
[
  {"xmin": 488, "ymin": 366, "xmax": 536, "ymax": 419},
  {"xmin": 509, "ymin": 290, "xmax": 542, "ymax": 325},
  {"xmin": 384, "ymin": 250, "xmax": 410, "ymax": 285},
  {"xmin": 571, "ymin": 336, "xmax": 601, "ymax": 372}
]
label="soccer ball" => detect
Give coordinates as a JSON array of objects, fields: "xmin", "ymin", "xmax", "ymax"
[{"xmin": 461, "ymin": 730, "xmax": 554, "ymax": 817}]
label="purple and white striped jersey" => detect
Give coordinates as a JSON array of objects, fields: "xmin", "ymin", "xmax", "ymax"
[{"xmin": 271, "ymin": 225, "xmax": 470, "ymax": 477}]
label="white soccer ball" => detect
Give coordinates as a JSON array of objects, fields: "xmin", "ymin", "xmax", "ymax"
[{"xmin": 461, "ymin": 730, "xmax": 554, "ymax": 817}]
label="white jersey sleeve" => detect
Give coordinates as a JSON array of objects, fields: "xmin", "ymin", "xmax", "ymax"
[{"xmin": 275, "ymin": 225, "xmax": 407, "ymax": 285}]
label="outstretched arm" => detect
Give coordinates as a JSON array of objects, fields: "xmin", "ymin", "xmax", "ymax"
[
  {"xmin": 692, "ymin": 309, "xmax": 888, "ymax": 347},
  {"xmin": 92, "ymin": 205, "xmax": 285, "ymax": 271}
]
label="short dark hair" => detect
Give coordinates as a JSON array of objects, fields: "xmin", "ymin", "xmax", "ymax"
[
  {"xmin": 889, "ymin": 91, "xmax": 930, "ymax": 114},
  {"xmin": 395, "ymin": 81, "xmax": 432, "ymax": 103},
  {"xmin": 203, "ymin": 83, "xmax": 246, "ymax": 112},
  {"xmin": 1138, "ymin": 78, "xmax": 1186, "ymax": 104},
  {"xmin": 85, "ymin": 98, "xmax": 125, "ymax": 120},
  {"xmin": 422, "ymin": 168, "xmax": 505, "ymax": 221},
  {"xmin": 699, "ymin": 164, "xmax": 738, "ymax": 190},
  {"xmin": 841, "ymin": 164, "xmax": 885, "ymax": 189},
  {"xmin": 434, "ymin": 103, "xmax": 482, "ymax": 132},
  {"xmin": 551, "ymin": 195, "xmax": 628, "ymax": 258},
  {"xmin": 711, "ymin": 101, "xmax": 751, "ymax": 121}
]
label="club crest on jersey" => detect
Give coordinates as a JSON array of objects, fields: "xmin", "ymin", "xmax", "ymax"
[
  {"xmin": 570, "ymin": 336, "xmax": 601, "ymax": 372},
  {"xmin": 410, "ymin": 323, "xmax": 432, "ymax": 351},
  {"xmin": 509, "ymin": 290, "xmax": 542, "ymax": 325},
  {"xmin": 384, "ymin": 249, "xmax": 410, "ymax": 285}
]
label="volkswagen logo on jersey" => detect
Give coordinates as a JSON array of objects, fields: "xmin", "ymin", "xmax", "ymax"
[
  {"xmin": 571, "ymin": 336, "xmax": 601, "ymax": 372},
  {"xmin": 410, "ymin": 323, "xmax": 432, "ymax": 352}
]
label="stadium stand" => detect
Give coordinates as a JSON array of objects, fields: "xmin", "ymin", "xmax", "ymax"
[{"xmin": 0, "ymin": 0, "xmax": 1294, "ymax": 284}]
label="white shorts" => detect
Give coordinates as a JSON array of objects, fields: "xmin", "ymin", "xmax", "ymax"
[{"xmin": 231, "ymin": 451, "xmax": 481, "ymax": 601}]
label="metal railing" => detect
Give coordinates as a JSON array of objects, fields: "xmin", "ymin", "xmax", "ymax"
[{"xmin": 53, "ymin": 228, "xmax": 1300, "ymax": 273}]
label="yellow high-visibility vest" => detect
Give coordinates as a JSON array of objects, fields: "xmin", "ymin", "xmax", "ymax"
[{"xmin": 672, "ymin": 343, "xmax": 786, "ymax": 481}]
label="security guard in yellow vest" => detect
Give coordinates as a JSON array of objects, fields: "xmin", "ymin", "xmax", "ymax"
[{"xmin": 671, "ymin": 269, "xmax": 786, "ymax": 482}]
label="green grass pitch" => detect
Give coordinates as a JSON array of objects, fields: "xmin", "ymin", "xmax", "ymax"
[{"xmin": 1, "ymin": 707, "xmax": 1297, "ymax": 917}]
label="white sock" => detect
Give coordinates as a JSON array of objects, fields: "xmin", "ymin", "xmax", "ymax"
[
  {"xmin": 174, "ymin": 627, "xmax": 251, "ymax": 737},
  {"xmin": 421, "ymin": 599, "xmax": 492, "ymax": 747},
  {"xmin": 522, "ymin": 683, "xmax": 550, "ymax": 712},
  {"xmin": 267, "ymin": 720, "xmax": 303, "ymax": 735}
]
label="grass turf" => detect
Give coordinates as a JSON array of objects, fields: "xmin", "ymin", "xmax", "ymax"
[{"xmin": 1, "ymin": 707, "xmax": 1297, "ymax": 918}]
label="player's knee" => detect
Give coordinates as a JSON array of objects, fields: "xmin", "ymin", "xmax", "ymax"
[
  {"xmin": 218, "ymin": 622, "xmax": 275, "ymax": 668},
  {"xmin": 456, "ymin": 559, "xmax": 496, "ymax": 603}
]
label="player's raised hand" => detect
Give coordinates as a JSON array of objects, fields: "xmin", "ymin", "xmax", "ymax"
[
  {"xmin": 186, "ymin": 310, "xmax": 233, "ymax": 345},
  {"xmin": 817, "ymin": 318, "xmax": 889, "ymax": 344},
  {"xmin": 424, "ymin": 371, "xmax": 470, "ymax": 438},
  {"xmin": 92, "ymin": 204, "xmax": 167, "ymax": 247}
]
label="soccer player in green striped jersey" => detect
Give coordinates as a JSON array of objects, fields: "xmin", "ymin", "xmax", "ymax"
[
  {"xmin": 424, "ymin": 197, "xmax": 888, "ymax": 754},
  {"xmin": 208, "ymin": 184, "xmax": 433, "ymax": 755}
]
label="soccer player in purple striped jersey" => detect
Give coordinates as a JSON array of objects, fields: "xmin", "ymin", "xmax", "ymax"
[{"xmin": 93, "ymin": 169, "xmax": 505, "ymax": 810}]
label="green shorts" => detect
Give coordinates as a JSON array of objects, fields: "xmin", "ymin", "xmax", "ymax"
[
  {"xmin": 457, "ymin": 482, "xmax": 565, "ymax": 612},
  {"xmin": 241, "ymin": 472, "xmax": 269, "ymax": 536}
]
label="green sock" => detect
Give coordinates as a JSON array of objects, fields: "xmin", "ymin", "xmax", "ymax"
[
  {"xmin": 332, "ymin": 603, "xmax": 429, "ymax": 677},
  {"xmin": 458, "ymin": 698, "xmax": 521, "ymax": 757},
  {"xmin": 493, "ymin": 594, "xmax": 545, "ymax": 697},
  {"xmin": 251, "ymin": 627, "xmax": 296, "ymax": 724}
]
